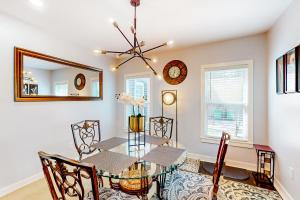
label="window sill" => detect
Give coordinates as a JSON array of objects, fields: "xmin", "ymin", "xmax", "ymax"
[{"xmin": 200, "ymin": 136, "xmax": 253, "ymax": 149}]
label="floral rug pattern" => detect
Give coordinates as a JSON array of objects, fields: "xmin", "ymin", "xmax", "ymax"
[{"xmin": 152, "ymin": 159, "xmax": 282, "ymax": 200}]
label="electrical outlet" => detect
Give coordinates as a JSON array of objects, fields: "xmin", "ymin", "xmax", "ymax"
[{"xmin": 289, "ymin": 167, "xmax": 295, "ymax": 180}]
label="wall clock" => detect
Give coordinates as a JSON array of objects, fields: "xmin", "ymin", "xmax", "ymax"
[
  {"xmin": 163, "ymin": 60, "xmax": 188, "ymax": 85},
  {"xmin": 74, "ymin": 73, "xmax": 86, "ymax": 90}
]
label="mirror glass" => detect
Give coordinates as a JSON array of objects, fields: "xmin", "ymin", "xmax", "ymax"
[{"xmin": 22, "ymin": 56, "xmax": 101, "ymax": 97}]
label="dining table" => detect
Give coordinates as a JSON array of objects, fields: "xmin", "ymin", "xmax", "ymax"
[{"xmin": 80, "ymin": 135, "xmax": 187, "ymax": 199}]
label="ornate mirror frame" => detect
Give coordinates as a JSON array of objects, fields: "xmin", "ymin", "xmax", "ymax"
[{"xmin": 14, "ymin": 47, "xmax": 103, "ymax": 102}]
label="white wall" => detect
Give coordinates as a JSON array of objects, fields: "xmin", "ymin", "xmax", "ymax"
[
  {"xmin": 24, "ymin": 67, "xmax": 52, "ymax": 95},
  {"xmin": 267, "ymin": 0, "xmax": 300, "ymax": 199},
  {"xmin": 116, "ymin": 33, "xmax": 268, "ymax": 166},
  {"xmin": 0, "ymin": 13, "xmax": 117, "ymax": 194}
]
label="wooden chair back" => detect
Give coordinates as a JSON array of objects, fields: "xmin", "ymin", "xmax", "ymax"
[
  {"xmin": 38, "ymin": 151, "xmax": 100, "ymax": 200},
  {"xmin": 211, "ymin": 132, "xmax": 230, "ymax": 199},
  {"xmin": 149, "ymin": 116, "xmax": 173, "ymax": 140},
  {"xmin": 71, "ymin": 120, "xmax": 101, "ymax": 160}
]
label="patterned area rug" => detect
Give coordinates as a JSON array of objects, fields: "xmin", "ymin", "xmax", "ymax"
[{"xmin": 152, "ymin": 159, "xmax": 282, "ymax": 200}]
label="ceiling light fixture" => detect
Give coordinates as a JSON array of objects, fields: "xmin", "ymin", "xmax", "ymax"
[
  {"xmin": 29, "ymin": 0, "xmax": 43, "ymax": 7},
  {"xmin": 94, "ymin": 0, "xmax": 173, "ymax": 75}
]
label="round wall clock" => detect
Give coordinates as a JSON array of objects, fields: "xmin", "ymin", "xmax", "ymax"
[
  {"xmin": 163, "ymin": 60, "xmax": 188, "ymax": 85},
  {"xmin": 74, "ymin": 73, "xmax": 86, "ymax": 90}
]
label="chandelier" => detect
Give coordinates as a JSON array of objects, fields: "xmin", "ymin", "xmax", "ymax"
[{"xmin": 94, "ymin": 0, "xmax": 174, "ymax": 76}]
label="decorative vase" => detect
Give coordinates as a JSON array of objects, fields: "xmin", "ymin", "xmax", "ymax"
[{"xmin": 129, "ymin": 116, "xmax": 144, "ymax": 132}]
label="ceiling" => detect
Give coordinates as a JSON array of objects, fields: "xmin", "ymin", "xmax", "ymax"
[{"xmin": 0, "ymin": 0, "xmax": 292, "ymax": 54}]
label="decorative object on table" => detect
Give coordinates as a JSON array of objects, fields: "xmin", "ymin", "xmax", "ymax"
[
  {"xmin": 38, "ymin": 151, "xmax": 139, "ymax": 200},
  {"xmin": 161, "ymin": 90, "xmax": 178, "ymax": 144},
  {"xmin": 117, "ymin": 93, "xmax": 146, "ymax": 148},
  {"xmin": 149, "ymin": 117, "xmax": 174, "ymax": 141},
  {"xmin": 253, "ymin": 144, "xmax": 275, "ymax": 189},
  {"xmin": 276, "ymin": 55, "xmax": 285, "ymax": 94},
  {"xmin": 285, "ymin": 48, "xmax": 296, "ymax": 93},
  {"xmin": 14, "ymin": 47, "xmax": 103, "ymax": 102},
  {"xmin": 74, "ymin": 73, "xmax": 86, "ymax": 90},
  {"xmin": 94, "ymin": 0, "xmax": 174, "ymax": 77},
  {"xmin": 119, "ymin": 163, "xmax": 152, "ymax": 198},
  {"xmin": 71, "ymin": 120, "xmax": 101, "ymax": 160},
  {"xmin": 163, "ymin": 60, "xmax": 188, "ymax": 85}
]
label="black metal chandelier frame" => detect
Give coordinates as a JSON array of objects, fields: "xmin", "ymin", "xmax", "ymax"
[{"xmin": 96, "ymin": 0, "xmax": 173, "ymax": 75}]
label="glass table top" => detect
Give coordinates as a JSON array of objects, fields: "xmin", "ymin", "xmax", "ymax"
[{"xmin": 81, "ymin": 136, "xmax": 187, "ymax": 180}]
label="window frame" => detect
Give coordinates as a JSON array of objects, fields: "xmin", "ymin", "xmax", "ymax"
[
  {"xmin": 200, "ymin": 60, "xmax": 254, "ymax": 148},
  {"xmin": 54, "ymin": 81, "xmax": 69, "ymax": 96},
  {"xmin": 123, "ymin": 72, "xmax": 153, "ymax": 130}
]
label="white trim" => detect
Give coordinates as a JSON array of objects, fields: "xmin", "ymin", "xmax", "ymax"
[
  {"xmin": 274, "ymin": 178, "xmax": 294, "ymax": 200},
  {"xmin": 200, "ymin": 60, "xmax": 254, "ymax": 148},
  {"xmin": 0, "ymin": 172, "xmax": 43, "ymax": 197},
  {"xmin": 187, "ymin": 152, "xmax": 256, "ymax": 171}
]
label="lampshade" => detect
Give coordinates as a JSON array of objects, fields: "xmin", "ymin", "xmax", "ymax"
[{"xmin": 162, "ymin": 92, "xmax": 176, "ymax": 105}]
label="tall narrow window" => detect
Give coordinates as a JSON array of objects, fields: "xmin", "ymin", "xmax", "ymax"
[
  {"xmin": 201, "ymin": 61, "xmax": 253, "ymax": 148},
  {"xmin": 55, "ymin": 82, "xmax": 68, "ymax": 96},
  {"xmin": 125, "ymin": 75, "xmax": 151, "ymax": 129},
  {"xmin": 91, "ymin": 79, "xmax": 99, "ymax": 97}
]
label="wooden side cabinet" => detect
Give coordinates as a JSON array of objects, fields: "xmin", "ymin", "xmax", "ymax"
[{"xmin": 253, "ymin": 144, "xmax": 275, "ymax": 189}]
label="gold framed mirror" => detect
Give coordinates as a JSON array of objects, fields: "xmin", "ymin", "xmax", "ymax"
[{"xmin": 14, "ymin": 47, "xmax": 103, "ymax": 102}]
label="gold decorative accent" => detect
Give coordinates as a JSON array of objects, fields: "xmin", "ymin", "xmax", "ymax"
[{"xmin": 129, "ymin": 116, "xmax": 144, "ymax": 132}]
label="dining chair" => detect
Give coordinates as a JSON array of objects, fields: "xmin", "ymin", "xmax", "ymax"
[
  {"xmin": 38, "ymin": 151, "xmax": 139, "ymax": 200},
  {"xmin": 149, "ymin": 116, "xmax": 173, "ymax": 140},
  {"xmin": 71, "ymin": 120, "xmax": 101, "ymax": 160},
  {"xmin": 209, "ymin": 132, "xmax": 231, "ymax": 200},
  {"xmin": 163, "ymin": 132, "xmax": 230, "ymax": 200}
]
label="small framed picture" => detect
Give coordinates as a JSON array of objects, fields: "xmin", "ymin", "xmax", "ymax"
[
  {"xmin": 23, "ymin": 83, "xmax": 29, "ymax": 95},
  {"xmin": 296, "ymin": 47, "xmax": 300, "ymax": 92},
  {"xmin": 276, "ymin": 56, "xmax": 285, "ymax": 94},
  {"xmin": 285, "ymin": 49, "xmax": 296, "ymax": 93},
  {"xmin": 29, "ymin": 84, "xmax": 39, "ymax": 95}
]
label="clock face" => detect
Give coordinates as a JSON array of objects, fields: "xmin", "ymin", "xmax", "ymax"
[
  {"xmin": 168, "ymin": 66, "xmax": 181, "ymax": 79},
  {"xmin": 163, "ymin": 60, "xmax": 188, "ymax": 85}
]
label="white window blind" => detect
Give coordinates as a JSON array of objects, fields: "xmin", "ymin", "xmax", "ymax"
[
  {"xmin": 201, "ymin": 61, "xmax": 253, "ymax": 147},
  {"xmin": 55, "ymin": 82, "xmax": 68, "ymax": 96},
  {"xmin": 125, "ymin": 77, "xmax": 151, "ymax": 128},
  {"xmin": 91, "ymin": 80, "xmax": 99, "ymax": 97}
]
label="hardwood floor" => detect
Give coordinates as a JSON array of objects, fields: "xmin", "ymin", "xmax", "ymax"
[{"xmin": 0, "ymin": 179, "xmax": 52, "ymax": 200}]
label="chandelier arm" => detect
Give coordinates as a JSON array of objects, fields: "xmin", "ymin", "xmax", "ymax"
[
  {"xmin": 117, "ymin": 56, "xmax": 136, "ymax": 67},
  {"xmin": 142, "ymin": 43, "xmax": 167, "ymax": 54},
  {"xmin": 139, "ymin": 56, "xmax": 157, "ymax": 75},
  {"xmin": 115, "ymin": 26, "xmax": 134, "ymax": 48},
  {"xmin": 106, "ymin": 50, "xmax": 132, "ymax": 54}
]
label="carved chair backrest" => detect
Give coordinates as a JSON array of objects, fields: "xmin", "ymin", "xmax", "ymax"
[
  {"xmin": 149, "ymin": 116, "xmax": 173, "ymax": 140},
  {"xmin": 212, "ymin": 132, "xmax": 230, "ymax": 199},
  {"xmin": 38, "ymin": 151, "xmax": 100, "ymax": 200},
  {"xmin": 71, "ymin": 120, "xmax": 101, "ymax": 160}
]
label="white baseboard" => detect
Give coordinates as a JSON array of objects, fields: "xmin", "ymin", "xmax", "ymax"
[
  {"xmin": 0, "ymin": 172, "xmax": 43, "ymax": 198},
  {"xmin": 187, "ymin": 152, "xmax": 256, "ymax": 171},
  {"xmin": 274, "ymin": 178, "xmax": 294, "ymax": 200}
]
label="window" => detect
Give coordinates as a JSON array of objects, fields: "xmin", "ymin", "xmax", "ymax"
[
  {"xmin": 91, "ymin": 79, "xmax": 99, "ymax": 97},
  {"xmin": 55, "ymin": 82, "xmax": 68, "ymax": 96},
  {"xmin": 200, "ymin": 60, "xmax": 253, "ymax": 148},
  {"xmin": 125, "ymin": 74, "xmax": 151, "ymax": 129}
]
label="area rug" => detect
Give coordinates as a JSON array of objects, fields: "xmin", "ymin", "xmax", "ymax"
[{"xmin": 151, "ymin": 159, "xmax": 282, "ymax": 200}]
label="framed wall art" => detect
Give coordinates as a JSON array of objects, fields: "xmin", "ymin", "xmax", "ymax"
[
  {"xmin": 276, "ymin": 55, "xmax": 285, "ymax": 94},
  {"xmin": 285, "ymin": 49, "xmax": 296, "ymax": 93}
]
